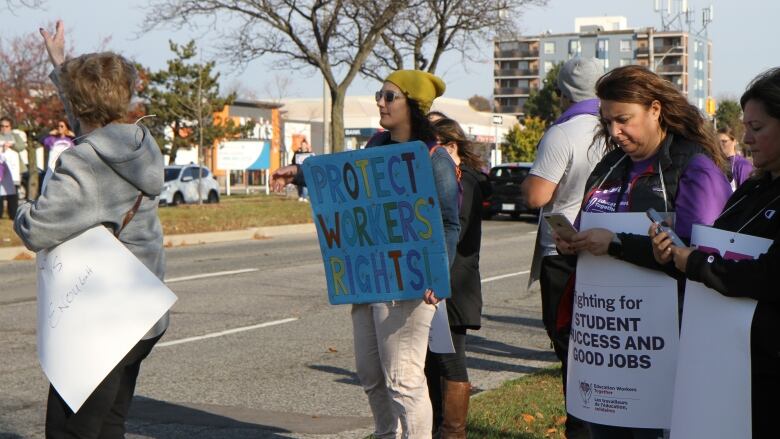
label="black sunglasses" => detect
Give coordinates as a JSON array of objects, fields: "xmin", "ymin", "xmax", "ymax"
[{"xmin": 375, "ymin": 90, "xmax": 404, "ymax": 103}]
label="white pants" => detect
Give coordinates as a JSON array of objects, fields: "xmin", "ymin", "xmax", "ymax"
[{"xmin": 352, "ymin": 300, "xmax": 435, "ymax": 439}]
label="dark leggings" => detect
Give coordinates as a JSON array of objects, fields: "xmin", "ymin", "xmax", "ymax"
[
  {"xmin": 45, "ymin": 333, "xmax": 163, "ymax": 439},
  {"xmin": 0, "ymin": 193, "xmax": 18, "ymax": 219},
  {"xmin": 426, "ymin": 326, "xmax": 469, "ymax": 382}
]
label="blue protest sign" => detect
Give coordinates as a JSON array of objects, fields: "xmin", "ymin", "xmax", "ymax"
[{"xmin": 301, "ymin": 141, "xmax": 451, "ymax": 305}]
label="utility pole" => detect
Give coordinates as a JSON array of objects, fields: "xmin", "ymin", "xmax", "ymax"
[
  {"xmin": 197, "ymin": 57, "xmax": 204, "ymax": 205},
  {"xmin": 322, "ymin": 76, "xmax": 331, "ymax": 154},
  {"xmin": 492, "ymin": 114, "xmax": 503, "ymax": 167}
]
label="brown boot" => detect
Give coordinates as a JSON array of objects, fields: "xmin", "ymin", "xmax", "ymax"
[{"xmin": 439, "ymin": 380, "xmax": 470, "ymax": 439}]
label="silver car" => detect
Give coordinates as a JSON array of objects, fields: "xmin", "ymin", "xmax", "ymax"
[{"xmin": 160, "ymin": 165, "xmax": 220, "ymax": 206}]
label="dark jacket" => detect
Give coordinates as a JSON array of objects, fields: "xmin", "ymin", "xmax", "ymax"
[
  {"xmin": 685, "ymin": 173, "xmax": 780, "ymax": 374},
  {"xmin": 447, "ymin": 165, "xmax": 490, "ymax": 328},
  {"xmin": 585, "ymin": 134, "xmax": 705, "ymax": 272},
  {"xmin": 364, "ymin": 132, "xmax": 461, "ymax": 268}
]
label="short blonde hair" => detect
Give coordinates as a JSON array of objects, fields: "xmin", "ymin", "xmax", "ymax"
[{"xmin": 60, "ymin": 52, "xmax": 137, "ymax": 127}]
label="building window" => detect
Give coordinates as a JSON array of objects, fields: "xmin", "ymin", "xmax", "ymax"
[
  {"xmin": 544, "ymin": 61, "xmax": 553, "ymax": 73},
  {"xmin": 619, "ymin": 58, "xmax": 631, "ymax": 67},
  {"xmin": 620, "ymin": 40, "xmax": 631, "ymax": 52},
  {"xmin": 544, "ymin": 42, "xmax": 556, "ymax": 54},
  {"xmin": 499, "ymin": 41, "xmax": 519, "ymax": 51},
  {"xmin": 568, "ymin": 40, "xmax": 581, "ymax": 55},
  {"xmin": 596, "ymin": 39, "xmax": 609, "ymax": 59}
]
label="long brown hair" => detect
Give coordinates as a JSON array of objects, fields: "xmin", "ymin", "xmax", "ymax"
[
  {"xmin": 594, "ymin": 65, "xmax": 726, "ymax": 171},
  {"xmin": 432, "ymin": 118, "xmax": 485, "ymax": 170}
]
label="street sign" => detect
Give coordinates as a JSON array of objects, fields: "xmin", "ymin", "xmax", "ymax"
[{"xmin": 492, "ymin": 115, "xmax": 503, "ymax": 125}]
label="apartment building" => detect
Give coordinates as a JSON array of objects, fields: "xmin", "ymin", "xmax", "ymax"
[{"xmin": 494, "ymin": 17, "xmax": 712, "ymax": 117}]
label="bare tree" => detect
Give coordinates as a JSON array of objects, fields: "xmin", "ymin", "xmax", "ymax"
[
  {"xmin": 143, "ymin": 0, "xmax": 408, "ymax": 152},
  {"xmin": 0, "ymin": 25, "xmax": 66, "ymax": 198},
  {"xmin": 263, "ymin": 74, "xmax": 293, "ymax": 103},
  {"xmin": 360, "ymin": 0, "xmax": 548, "ymax": 81},
  {"xmin": 3, "ymin": 0, "xmax": 44, "ymax": 10}
]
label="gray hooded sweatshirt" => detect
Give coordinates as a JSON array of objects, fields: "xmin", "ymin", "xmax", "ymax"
[{"xmin": 14, "ymin": 123, "xmax": 168, "ymax": 338}]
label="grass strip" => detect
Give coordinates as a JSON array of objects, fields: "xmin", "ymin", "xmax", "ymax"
[
  {"xmin": 0, "ymin": 194, "xmax": 313, "ymax": 248},
  {"xmin": 467, "ymin": 366, "xmax": 567, "ymax": 438},
  {"xmin": 364, "ymin": 366, "xmax": 568, "ymax": 439}
]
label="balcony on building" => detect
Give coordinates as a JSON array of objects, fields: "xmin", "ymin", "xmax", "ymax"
[
  {"xmin": 494, "ymin": 67, "xmax": 540, "ymax": 77},
  {"xmin": 494, "ymin": 47, "xmax": 540, "ymax": 59},
  {"xmin": 653, "ymin": 42, "xmax": 684, "ymax": 55},
  {"xmin": 494, "ymin": 86, "xmax": 533, "ymax": 96},
  {"xmin": 656, "ymin": 63, "xmax": 684, "ymax": 74},
  {"xmin": 494, "ymin": 104, "xmax": 525, "ymax": 114}
]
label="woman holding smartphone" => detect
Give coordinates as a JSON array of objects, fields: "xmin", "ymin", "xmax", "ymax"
[
  {"xmin": 556, "ymin": 65, "xmax": 732, "ymax": 438},
  {"xmin": 651, "ymin": 67, "xmax": 780, "ymax": 438}
]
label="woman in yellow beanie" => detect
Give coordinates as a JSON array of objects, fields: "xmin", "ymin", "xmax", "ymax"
[
  {"xmin": 356, "ymin": 70, "xmax": 459, "ymax": 439},
  {"xmin": 272, "ymin": 69, "xmax": 458, "ymax": 438}
]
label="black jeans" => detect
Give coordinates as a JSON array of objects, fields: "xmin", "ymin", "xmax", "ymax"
[
  {"xmin": 0, "ymin": 193, "xmax": 18, "ymax": 219},
  {"xmin": 45, "ymin": 333, "xmax": 163, "ymax": 439},
  {"xmin": 540, "ymin": 254, "xmax": 587, "ymax": 436}
]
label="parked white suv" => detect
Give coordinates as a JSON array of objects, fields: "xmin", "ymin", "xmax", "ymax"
[{"xmin": 160, "ymin": 165, "xmax": 220, "ymax": 206}]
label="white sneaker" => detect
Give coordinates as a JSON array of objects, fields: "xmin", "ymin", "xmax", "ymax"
[
  {"xmin": 303, "ymin": 198, "xmax": 309, "ymax": 203},
  {"xmin": 298, "ymin": 197, "xmax": 304, "ymax": 202}
]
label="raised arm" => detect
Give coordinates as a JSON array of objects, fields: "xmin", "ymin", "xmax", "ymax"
[{"xmin": 40, "ymin": 21, "xmax": 80, "ymax": 136}]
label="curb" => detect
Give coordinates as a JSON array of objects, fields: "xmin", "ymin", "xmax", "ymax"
[{"xmin": 0, "ymin": 223, "xmax": 317, "ymax": 262}]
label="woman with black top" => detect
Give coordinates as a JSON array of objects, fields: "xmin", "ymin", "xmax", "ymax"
[
  {"xmin": 425, "ymin": 117, "xmax": 490, "ymax": 438},
  {"xmin": 651, "ymin": 67, "xmax": 780, "ymax": 438}
]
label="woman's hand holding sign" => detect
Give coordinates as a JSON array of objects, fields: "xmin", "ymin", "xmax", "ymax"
[
  {"xmin": 571, "ymin": 228, "xmax": 614, "ymax": 256},
  {"xmin": 270, "ymin": 165, "xmax": 298, "ymax": 192},
  {"xmin": 423, "ymin": 288, "xmax": 440, "ymax": 305}
]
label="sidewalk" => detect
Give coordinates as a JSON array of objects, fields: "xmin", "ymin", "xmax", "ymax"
[{"xmin": 0, "ymin": 223, "xmax": 317, "ymax": 262}]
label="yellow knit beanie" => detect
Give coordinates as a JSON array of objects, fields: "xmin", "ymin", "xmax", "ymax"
[{"xmin": 384, "ymin": 70, "xmax": 446, "ymax": 114}]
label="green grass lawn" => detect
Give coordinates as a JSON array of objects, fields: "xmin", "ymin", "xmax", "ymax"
[
  {"xmin": 0, "ymin": 193, "xmax": 314, "ymax": 248},
  {"xmin": 467, "ymin": 366, "xmax": 567, "ymax": 438},
  {"xmin": 363, "ymin": 366, "xmax": 568, "ymax": 439}
]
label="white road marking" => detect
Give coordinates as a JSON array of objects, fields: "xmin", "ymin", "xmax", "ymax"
[
  {"xmin": 165, "ymin": 268, "xmax": 259, "ymax": 283},
  {"xmin": 157, "ymin": 317, "xmax": 299, "ymax": 347},
  {"xmin": 481, "ymin": 270, "xmax": 530, "ymax": 283}
]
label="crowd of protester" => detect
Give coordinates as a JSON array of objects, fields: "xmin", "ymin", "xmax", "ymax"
[{"xmin": 6, "ymin": 17, "xmax": 775, "ymax": 439}]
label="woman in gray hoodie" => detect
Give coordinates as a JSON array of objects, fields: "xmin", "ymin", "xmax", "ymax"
[{"xmin": 14, "ymin": 21, "xmax": 167, "ymax": 438}]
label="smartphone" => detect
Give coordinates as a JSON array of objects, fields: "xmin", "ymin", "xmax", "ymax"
[
  {"xmin": 544, "ymin": 213, "xmax": 578, "ymax": 241},
  {"xmin": 646, "ymin": 208, "xmax": 686, "ymax": 247}
]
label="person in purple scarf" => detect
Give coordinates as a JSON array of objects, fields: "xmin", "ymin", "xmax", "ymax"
[
  {"xmin": 557, "ymin": 66, "xmax": 732, "ymax": 439},
  {"xmin": 521, "ymin": 56, "xmax": 605, "ymax": 439}
]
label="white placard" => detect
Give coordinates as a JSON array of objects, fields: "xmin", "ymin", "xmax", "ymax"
[
  {"xmin": 428, "ymin": 299, "xmax": 455, "ymax": 354},
  {"xmin": 567, "ymin": 212, "xmax": 679, "ymax": 428},
  {"xmin": 2, "ymin": 148, "xmax": 21, "ymax": 183},
  {"xmin": 669, "ymin": 225, "xmax": 771, "ymax": 439},
  {"xmin": 217, "ymin": 140, "xmax": 267, "ymax": 170},
  {"xmin": 37, "ymin": 226, "xmax": 177, "ymax": 412}
]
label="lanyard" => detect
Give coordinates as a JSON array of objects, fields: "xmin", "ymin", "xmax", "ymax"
[
  {"xmin": 589, "ymin": 154, "xmax": 669, "ymax": 213},
  {"xmin": 716, "ymin": 183, "xmax": 780, "ymax": 234}
]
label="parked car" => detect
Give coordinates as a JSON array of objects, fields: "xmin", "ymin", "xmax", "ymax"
[
  {"xmin": 483, "ymin": 162, "xmax": 538, "ymax": 219},
  {"xmin": 161, "ymin": 165, "xmax": 220, "ymax": 206}
]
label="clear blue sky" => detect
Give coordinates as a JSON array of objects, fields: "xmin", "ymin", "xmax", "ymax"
[{"xmin": 6, "ymin": 0, "xmax": 777, "ymax": 102}]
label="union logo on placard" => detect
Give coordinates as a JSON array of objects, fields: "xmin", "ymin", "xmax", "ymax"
[{"xmin": 579, "ymin": 381, "xmax": 593, "ymax": 404}]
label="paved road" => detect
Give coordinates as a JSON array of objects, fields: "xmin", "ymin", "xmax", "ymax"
[{"xmin": 0, "ymin": 217, "xmax": 556, "ymax": 438}]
